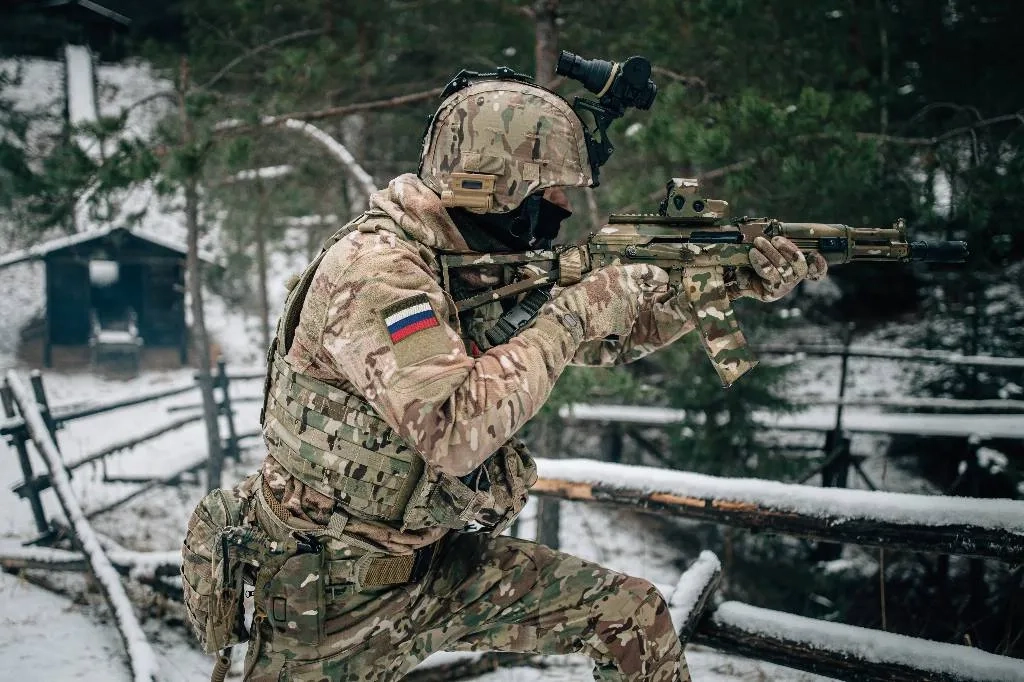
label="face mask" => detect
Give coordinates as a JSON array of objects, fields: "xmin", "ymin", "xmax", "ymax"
[{"xmin": 494, "ymin": 194, "xmax": 573, "ymax": 249}]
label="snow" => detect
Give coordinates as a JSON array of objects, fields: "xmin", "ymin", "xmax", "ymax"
[
  {"xmin": 561, "ymin": 403, "xmax": 1024, "ymax": 439},
  {"xmin": 668, "ymin": 550, "xmax": 721, "ymax": 633},
  {"xmin": 535, "ymin": 458, "xmax": 1024, "ymax": 533},
  {"xmin": 759, "ymin": 343, "xmax": 1024, "ymax": 369},
  {"xmin": 65, "ymin": 44, "xmax": 98, "ymax": 145},
  {"xmin": 710, "ymin": 602, "xmax": 1024, "ymax": 682},
  {"xmin": 0, "ymin": 570, "xmax": 128, "ymax": 682},
  {"xmin": 275, "ymin": 214, "xmax": 341, "ymax": 228},
  {"xmin": 226, "ymin": 164, "xmax": 294, "ymax": 183},
  {"xmin": 6, "ymin": 373, "xmax": 159, "ymax": 682},
  {"xmin": 96, "ymin": 330, "xmax": 141, "ymax": 345}
]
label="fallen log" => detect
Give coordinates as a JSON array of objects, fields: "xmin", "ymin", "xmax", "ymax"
[
  {"xmin": 693, "ymin": 601, "xmax": 1024, "ymax": 682},
  {"xmin": 0, "ymin": 541, "xmax": 180, "ymax": 579},
  {"xmin": 6, "ymin": 372, "xmax": 159, "ymax": 682},
  {"xmin": 532, "ymin": 459, "xmax": 1024, "ymax": 562}
]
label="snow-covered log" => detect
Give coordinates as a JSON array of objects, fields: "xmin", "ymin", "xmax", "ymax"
[
  {"xmin": 532, "ymin": 459, "xmax": 1024, "ymax": 562},
  {"xmin": 6, "ymin": 373, "xmax": 159, "ymax": 682},
  {"xmin": 559, "ymin": 403, "xmax": 1024, "ymax": 439},
  {"xmin": 756, "ymin": 343, "xmax": 1024, "ymax": 369},
  {"xmin": 668, "ymin": 550, "xmax": 721, "ymax": 643},
  {"xmin": 0, "ymin": 541, "xmax": 180, "ymax": 579},
  {"xmin": 694, "ymin": 601, "xmax": 1024, "ymax": 682}
]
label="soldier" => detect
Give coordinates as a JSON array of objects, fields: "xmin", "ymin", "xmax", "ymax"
[{"xmin": 183, "ymin": 72, "xmax": 826, "ymax": 682}]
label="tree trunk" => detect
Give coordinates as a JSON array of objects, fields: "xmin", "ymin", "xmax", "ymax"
[
  {"xmin": 186, "ymin": 179, "xmax": 224, "ymax": 493},
  {"xmin": 256, "ymin": 180, "xmax": 271, "ymax": 353},
  {"xmin": 533, "ymin": 0, "xmax": 560, "ymax": 86},
  {"xmin": 179, "ymin": 55, "xmax": 224, "ymax": 492}
]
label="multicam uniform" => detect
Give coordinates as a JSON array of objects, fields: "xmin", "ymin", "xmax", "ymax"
[
  {"xmin": 183, "ymin": 70, "xmax": 823, "ymax": 682},
  {"xmin": 223, "ymin": 173, "xmax": 697, "ymax": 682}
]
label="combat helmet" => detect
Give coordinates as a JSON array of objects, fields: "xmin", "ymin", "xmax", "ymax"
[{"xmin": 418, "ymin": 70, "xmax": 593, "ymax": 215}]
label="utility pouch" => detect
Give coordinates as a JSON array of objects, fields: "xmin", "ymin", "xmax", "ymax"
[
  {"xmin": 182, "ymin": 483, "xmax": 255, "ymax": 654},
  {"xmin": 262, "ymin": 549, "xmax": 327, "ymax": 646}
]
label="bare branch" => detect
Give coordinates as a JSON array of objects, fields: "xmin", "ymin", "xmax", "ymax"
[
  {"xmin": 652, "ymin": 65, "xmax": 707, "ymax": 90},
  {"xmin": 199, "ymin": 28, "xmax": 327, "ymax": 91},
  {"xmin": 214, "ymin": 87, "xmax": 443, "ymax": 136},
  {"xmin": 280, "ymin": 119, "xmax": 377, "ymax": 197}
]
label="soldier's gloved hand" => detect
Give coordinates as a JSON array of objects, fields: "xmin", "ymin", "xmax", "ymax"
[
  {"xmin": 543, "ymin": 264, "xmax": 667, "ymax": 342},
  {"xmin": 728, "ymin": 235, "xmax": 828, "ymax": 302}
]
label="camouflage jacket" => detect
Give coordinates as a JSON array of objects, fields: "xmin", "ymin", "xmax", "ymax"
[{"xmin": 262, "ymin": 174, "xmax": 697, "ymax": 552}]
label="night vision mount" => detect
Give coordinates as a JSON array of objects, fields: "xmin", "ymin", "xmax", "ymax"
[{"xmin": 556, "ymin": 50, "xmax": 658, "ymax": 186}]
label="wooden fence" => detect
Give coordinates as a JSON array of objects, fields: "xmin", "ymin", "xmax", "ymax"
[{"xmin": 2, "ymin": 361, "xmax": 262, "ymax": 538}]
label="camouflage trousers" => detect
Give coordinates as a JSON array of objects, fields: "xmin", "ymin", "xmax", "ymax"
[{"xmin": 242, "ymin": 531, "xmax": 689, "ymax": 682}]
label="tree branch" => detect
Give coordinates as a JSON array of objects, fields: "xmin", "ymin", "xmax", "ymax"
[
  {"xmin": 696, "ymin": 111, "xmax": 1024, "ymax": 181},
  {"xmin": 213, "ymin": 86, "xmax": 443, "ymax": 136},
  {"xmin": 651, "ymin": 65, "xmax": 707, "ymax": 90},
  {"xmin": 279, "ymin": 119, "xmax": 377, "ymax": 197},
  {"xmin": 199, "ymin": 28, "xmax": 326, "ymax": 91}
]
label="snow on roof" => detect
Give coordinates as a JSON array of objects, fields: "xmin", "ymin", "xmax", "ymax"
[{"xmin": 0, "ymin": 226, "xmax": 212, "ymax": 270}]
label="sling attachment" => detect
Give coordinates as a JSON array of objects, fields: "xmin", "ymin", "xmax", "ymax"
[{"xmin": 484, "ymin": 287, "xmax": 553, "ymax": 347}]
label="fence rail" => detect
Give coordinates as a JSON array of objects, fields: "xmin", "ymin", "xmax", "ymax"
[
  {"xmin": 756, "ymin": 343, "xmax": 1024, "ymax": 369},
  {"xmin": 532, "ymin": 459, "xmax": 1024, "ymax": 562}
]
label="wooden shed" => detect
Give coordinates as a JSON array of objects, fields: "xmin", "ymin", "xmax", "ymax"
[{"xmin": 0, "ymin": 227, "xmax": 203, "ymax": 370}]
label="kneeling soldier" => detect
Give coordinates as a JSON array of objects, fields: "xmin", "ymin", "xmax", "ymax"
[{"xmin": 183, "ymin": 66, "xmax": 825, "ymax": 682}]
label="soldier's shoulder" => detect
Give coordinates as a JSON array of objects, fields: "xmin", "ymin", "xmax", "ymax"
[{"xmin": 323, "ymin": 214, "xmax": 425, "ymax": 270}]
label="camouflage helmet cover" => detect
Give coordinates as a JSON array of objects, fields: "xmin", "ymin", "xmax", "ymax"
[{"xmin": 418, "ymin": 80, "xmax": 593, "ymax": 214}]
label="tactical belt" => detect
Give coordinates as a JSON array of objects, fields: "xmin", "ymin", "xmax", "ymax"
[{"xmin": 256, "ymin": 476, "xmax": 439, "ymax": 590}]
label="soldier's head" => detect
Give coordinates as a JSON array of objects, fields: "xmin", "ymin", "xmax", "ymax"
[{"xmin": 418, "ymin": 74, "xmax": 592, "ymax": 249}]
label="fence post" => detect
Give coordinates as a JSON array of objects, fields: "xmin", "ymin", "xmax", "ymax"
[
  {"xmin": 29, "ymin": 370, "xmax": 58, "ymax": 443},
  {"xmin": 217, "ymin": 359, "xmax": 240, "ymax": 462},
  {"xmin": 1, "ymin": 380, "xmax": 50, "ymax": 535},
  {"xmin": 814, "ymin": 324, "xmax": 854, "ymax": 561},
  {"xmin": 535, "ymin": 420, "xmax": 560, "ymax": 550}
]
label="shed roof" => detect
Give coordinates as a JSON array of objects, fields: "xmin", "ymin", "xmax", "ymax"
[{"xmin": 0, "ymin": 226, "xmax": 212, "ymax": 270}]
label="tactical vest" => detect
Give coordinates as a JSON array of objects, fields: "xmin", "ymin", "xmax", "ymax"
[{"xmin": 259, "ymin": 211, "xmax": 535, "ymax": 536}]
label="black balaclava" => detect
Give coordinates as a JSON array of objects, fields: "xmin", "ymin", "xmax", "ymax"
[{"xmin": 448, "ymin": 193, "xmax": 573, "ymax": 252}]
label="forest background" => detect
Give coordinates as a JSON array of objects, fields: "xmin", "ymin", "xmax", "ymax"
[{"xmin": 1, "ymin": 0, "xmax": 1022, "ymax": 667}]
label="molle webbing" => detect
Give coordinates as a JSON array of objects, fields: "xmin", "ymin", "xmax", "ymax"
[{"xmin": 263, "ymin": 356, "xmax": 424, "ymax": 523}]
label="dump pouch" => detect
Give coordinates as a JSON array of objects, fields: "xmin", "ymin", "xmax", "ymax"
[{"xmin": 182, "ymin": 478, "xmax": 258, "ymax": 654}]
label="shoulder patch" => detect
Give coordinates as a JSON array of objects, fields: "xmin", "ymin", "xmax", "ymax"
[{"xmin": 381, "ymin": 293, "xmax": 449, "ymax": 366}]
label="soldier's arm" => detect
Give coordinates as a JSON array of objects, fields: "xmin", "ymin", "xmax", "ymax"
[
  {"xmin": 571, "ymin": 284, "xmax": 697, "ymax": 367},
  {"xmin": 322, "ymin": 235, "xmax": 581, "ymax": 477}
]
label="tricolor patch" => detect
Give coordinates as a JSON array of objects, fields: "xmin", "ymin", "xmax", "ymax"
[{"xmin": 383, "ymin": 293, "xmax": 440, "ymax": 344}]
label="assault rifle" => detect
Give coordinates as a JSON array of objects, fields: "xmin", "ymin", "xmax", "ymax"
[{"xmin": 439, "ymin": 178, "xmax": 968, "ymax": 386}]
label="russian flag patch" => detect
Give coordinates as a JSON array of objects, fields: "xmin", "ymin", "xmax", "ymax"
[{"xmin": 382, "ymin": 293, "xmax": 440, "ymax": 344}]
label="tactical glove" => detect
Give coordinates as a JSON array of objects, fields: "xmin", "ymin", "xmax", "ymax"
[
  {"xmin": 728, "ymin": 235, "xmax": 828, "ymax": 302},
  {"xmin": 543, "ymin": 264, "xmax": 667, "ymax": 342}
]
